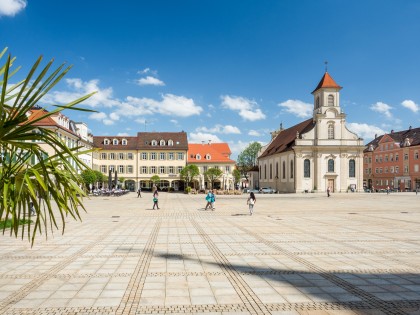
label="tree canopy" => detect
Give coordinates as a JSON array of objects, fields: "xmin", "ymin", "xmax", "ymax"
[
  {"xmin": 204, "ymin": 167, "xmax": 223, "ymax": 189},
  {"xmin": 180, "ymin": 164, "xmax": 199, "ymax": 188},
  {"xmin": 236, "ymin": 142, "xmax": 262, "ymax": 179}
]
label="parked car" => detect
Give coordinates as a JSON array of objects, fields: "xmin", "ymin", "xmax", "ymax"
[
  {"xmin": 260, "ymin": 187, "xmax": 275, "ymax": 194},
  {"xmin": 247, "ymin": 188, "xmax": 260, "ymax": 194}
]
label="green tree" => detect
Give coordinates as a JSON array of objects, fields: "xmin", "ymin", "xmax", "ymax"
[
  {"xmin": 118, "ymin": 176, "xmax": 126, "ymax": 189},
  {"xmin": 93, "ymin": 170, "xmax": 105, "ymax": 184},
  {"xmin": 236, "ymin": 142, "xmax": 262, "ymax": 184},
  {"xmin": 150, "ymin": 175, "xmax": 160, "ymax": 185},
  {"xmin": 232, "ymin": 168, "xmax": 241, "ymax": 188},
  {"xmin": 80, "ymin": 169, "xmax": 96, "ymax": 189},
  {"xmin": 204, "ymin": 167, "xmax": 223, "ymax": 189},
  {"xmin": 0, "ymin": 48, "xmax": 95, "ymax": 244},
  {"xmin": 180, "ymin": 164, "xmax": 199, "ymax": 189}
]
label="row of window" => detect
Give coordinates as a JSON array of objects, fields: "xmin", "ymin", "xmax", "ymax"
[
  {"xmin": 366, "ymin": 164, "xmax": 420, "ymax": 174},
  {"xmin": 260, "ymin": 161, "xmax": 294, "ymax": 180},
  {"xmin": 304, "ymin": 159, "xmax": 355, "ymax": 178},
  {"xmin": 103, "ymin": 139, "xmax": 177, "ymax": 146},
  {"xmin": 100, "ymin": 152, "xmax": 184, "ymax": 160},
  {"xmin": 365, "ymin": 152, "xmax": 419, "ymax": 164},
  {"xmin": 99, "ymin": 165, "xmax": 231, "ymax": 174}
]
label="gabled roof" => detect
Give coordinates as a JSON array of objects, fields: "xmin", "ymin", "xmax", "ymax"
[
  {"xmin": 364, "ymin": 127, "xmax": 420, "ymax": 152},
  {"xmin": 93, "ymin": 136, "xmax": 138, "ymax": 150},
  {"xmin": 136, "ymin": 132, "xmax": 188, "ymax": 150},
  {"xmin": 26, "ymin": 108, "xmax": 78, "ymax": 136},
  {"xmin": 312, "ymin": 72, "xmax": 342, "ymax": 94},
  {"xmin": 188, "ymin": 143, "xmax": 235, "ymax": 164},
  {"xmin": 259, "ymin": 119, "xmax": 315, "ymax": 158}
]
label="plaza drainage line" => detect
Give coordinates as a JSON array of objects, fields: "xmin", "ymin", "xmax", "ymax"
[
  {"xmin": 0, "ymin": 226, "xmax": 117, "ymax": 315},
  {"xmin": 191, "ymin": 218, "xmax": 271, "ymax": 315},
  {"xmin": 115, "ymin": 219, "xmax": 161, "ymax": 315},
  {"xmin": 232, "ymin": 221, "xmax": 408, "ymax": 315}
]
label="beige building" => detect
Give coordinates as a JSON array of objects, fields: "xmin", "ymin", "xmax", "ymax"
[
  {"xmin": 258, "ymin": 72, "xmax": 365, "ymax": 193},
  {"xmin": 27, "ymin": 107, "xmax": 94, "ymax": 171},
  {"xmin": 187, "ymin": 142, "xmax": 236, "ymax": 190},
  {"xmin": 92, "ymin": 132, "xmax": 188, "ymax": 191}
]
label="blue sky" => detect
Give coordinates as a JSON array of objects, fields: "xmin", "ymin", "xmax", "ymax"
[{"xmin": 1, "ymin": 0, "xmax": 420, "ymax": 157}]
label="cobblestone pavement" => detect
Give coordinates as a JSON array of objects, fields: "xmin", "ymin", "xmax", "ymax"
[{"xmin": 1, "ymin": 192, "xmax": 420, "ymax": 315}]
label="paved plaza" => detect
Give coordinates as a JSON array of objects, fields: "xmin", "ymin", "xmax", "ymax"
[{"xmin": 1, "ymin": 192, "xmax": 420, "ymax": 315}]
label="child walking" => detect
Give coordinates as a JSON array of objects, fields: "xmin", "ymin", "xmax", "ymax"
[{"xmin": 247, "ymin": 192, "xmax": 256, "ymax": 215}]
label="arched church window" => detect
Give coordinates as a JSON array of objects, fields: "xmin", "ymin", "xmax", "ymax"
[
  {"xmin": 290, "ymin": 160, "xmax": 294, "ymax": 179},
  {"xmin": 264, "ymin": 165, "xmax": 267, "ymax": 179},
  {"xmin": 349, "ymin": 159, "xmax": 355, "ymax": 178},
  {"xmin": 328, "ymin": 124, "xmax": 335, "ymax": 139},
  {"xmin": 328, "ymin": 95, "xmax": 334, "ymax": 106},
  {"xmin": 304, "ymin": 159, "xmax": 310, "ymax": 178},
  {"xmin": 316, "ymin": 97, "xmax": 320, "ymax": 108},
  {"xmin": 328, "ymin": 159, "xmax": 335, "ymax": 172},
  {"xmin": 282, "ymin": 161, "xmax": 286, "ymax": 179}
]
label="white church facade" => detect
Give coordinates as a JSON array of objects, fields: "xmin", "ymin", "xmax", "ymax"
[{"xmin": 258, "ymin": 72, "xmax": 365, "ymax": 193}]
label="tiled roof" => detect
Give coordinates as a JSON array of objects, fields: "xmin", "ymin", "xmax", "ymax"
[
  {"xmin": 93, "ymin": 136, "xmax": 138, "ymax": 150},
  {"xmin": 136, "ymin": 132, "xmax": 188, "ymax": 150},
  {"xmin": 26, "ymin": 108, "xmax": 78, "ymax": 136},
  {"xmin": 188, "ymin": 143, "xmax": 235, "ymax": 163},
  {"xmin": 259, "ymin": 119, "xmax": 315, "ymax": 158},
  {"xmin": 364, "ymin": 127, "xmax": 420, "ymax": 152},
  {"xmin": 312, "ymin": 72, "xmax": 342, "ymax": 94}
]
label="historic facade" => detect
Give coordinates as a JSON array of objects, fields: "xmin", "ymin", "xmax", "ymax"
[
  {"xmin": 258, "ymin": 72, "xmax": 365, "ymax": 193},
  {"xmin": 26, "ymin": 107, "xmax": 94, "ymax": 170},
  {"xmin": 187, "ymin": 142, "xmax": 236, "ymax": 190},
  {"xmin": 92, "ymin": 132, "xmax": 188, "ymax": 191},
  {"xmin": 363, "ymin": 127, "xmax": 420, "ymax": 192}
]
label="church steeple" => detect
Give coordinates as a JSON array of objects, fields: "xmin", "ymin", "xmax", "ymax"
[{"xmin": 312, "ymin": 71, "xmax": 342, "ymax": 117}]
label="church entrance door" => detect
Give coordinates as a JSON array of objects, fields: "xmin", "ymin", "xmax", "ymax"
[{"xmin": 327, "ymin": 179, "xmax": 334, "ymax": 192}]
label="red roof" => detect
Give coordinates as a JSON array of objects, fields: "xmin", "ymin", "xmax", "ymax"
[
  {"xmin": 26, "ymin": 108, "xmax": 78, "ymax": 136},
  {"xmin": 188, "ymin": 143, "xmax": 235, "ymax": 163},
  {"xmin": 312, "ymin": 72, "xmax": 342, "ymax": 94}
]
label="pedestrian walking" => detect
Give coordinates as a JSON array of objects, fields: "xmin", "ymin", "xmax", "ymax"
[
  {"xmin": 137, "ymin": 186, "xmax": 142, "ymax": 198},
  {"xmin": 152, "ymin": 190, "xmax": 160, "ymax": 209},
  {"xmin": 204, "ymin": 190, "xmax": 213, "ymax": 210},
  {"xmin": 386, "ymin": 186, "xmax": 390, "ymax": 194},
  {"xmin": 247, "ymin": 192, "xmax": 256, "ymax": 215},
  {"xmin": 210, "ymin": 190, "xmax": 216, "ymax": 210},
  {"xmin": 29, "ymin": 201, "xmax": 36, "ymax": 216},
  {"xmin": 327, "ymin": 186, "xmax": 331, "ymax": 197}
]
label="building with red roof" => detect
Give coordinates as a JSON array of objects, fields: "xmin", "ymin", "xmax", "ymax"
[
  {"xmin": 188, "ymin": 141, "xmax": 236, "ymax": 189},
  {"xmin": 258, "ymin": 72, "xmax": 365, "ymax": 193}
]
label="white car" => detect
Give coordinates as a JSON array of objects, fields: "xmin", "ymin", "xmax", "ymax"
[{"xmin": 260, "ymin": 187, "xmax": 275, "ymax": 194}]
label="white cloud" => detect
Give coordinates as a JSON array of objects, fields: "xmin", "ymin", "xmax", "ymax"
[
  {"xmin": 346, "ymin": 123, "xmax": 386, "ymax": 140},
  {"xmin": 137, "ymin": 76, "xmax": 165, "ymax": 86},
  {"xmin": 123, "ymin": 94, "xmax": 202, "ymax": 117},
  {"xmin": 370, "ymin": 102, "xmax": 393, "ymax": 118},
  {"xmin": 196, "ymin": 124, "xmax": 241, "ymax": 134},
  {"xmin": 89, "ymin": 112, "xmax": 107, "ymax": 121},
  {"xmin": 248, "ymin": 130, "xmax": 261, "ymax": 137},
  {"xmin": 189, "ymin": 132, "xmax": 222, "ymax": 143},
  {"xmin": 103, "ymin": 119, "xmax": 114, "ymax": 125},
  {"xmin": 221, "ymin": 95, "xmax": 266, "ymax": 121},
  {"xmin": 401, "ymin": 100, "xmax": 419, "ymax": 113},
  {"xmin": 278, "ymin": 99, "xmax": 312, "ymax": 118},
  {"xmin": 42, "ymin": 78, "xmax": 120, "ymax": 108},
  {"xmin": 138, "ymin": 68, "xmax": 150, "ymax": 74},
  {"xmin": 117, "ymin": 132, "xmax": 130, "ymax": 136},
  {"xmin": 0, "ymin": 0, "xmax": 26, "ymax": 17},
  {"xmin": 109, "ymin": 112, "xmax": 120, "ymax": 121},
  {"xmin": 170, "ymin": 119, "xmax": 178, "ymax": 124}
]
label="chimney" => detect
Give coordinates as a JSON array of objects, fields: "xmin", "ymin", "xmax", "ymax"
[
  {"xmin": 391, "ymin": 130, "xmax": 394, "ymax": 134},
  {"xmin": 201, "ymin": 141, "xmax": 205, "ymax": 145},
  {"xmin": 375, "ymin": 134, "xmax": 377, "ymax": 139},
  {"xmin": 409, "ymin": 126, "xmax": 412, "ymax": 130},
  {"xmin": 208, "ymin": 140, "xmax": 212, "ymax": 145}
]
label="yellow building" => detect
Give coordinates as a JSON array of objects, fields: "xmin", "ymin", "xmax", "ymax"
[{"xmin": 93, "ymin": 132, "xmax": 188, "ymax": 191}]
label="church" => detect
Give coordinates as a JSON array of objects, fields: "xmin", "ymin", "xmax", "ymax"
[{"xmin": 258, "ymin": 72, "xmax": 365, "ymax": 193}]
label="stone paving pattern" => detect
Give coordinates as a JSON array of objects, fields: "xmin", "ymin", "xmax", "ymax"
[{"xmin": 1, "ymin": 192, "xmax": 420, "ymax": 314}]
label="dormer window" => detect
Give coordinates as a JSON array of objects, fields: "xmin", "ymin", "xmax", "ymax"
[
  {"xmin": 113, "ymin": 139, "xmax": 119, "ymax": 145},
  {"xmin": 205, "ymin": 154, "xmax": 211, "ymax": 160},
  {"xmin": 151, "ymin": 140, "xmax": 157, "ymax": 146},
  {"xmin": 104, "ymin": 139, "xmax": 110, "ymax": 145},
  {"xmin": 328, "ymin": 95, "xmax": 334, "ymax": 106},
  {"xmin": 168, "ymin": 139, "xmax": 174, "ymax": 146},
  {"xmin": 196, "ymin": 154, "xmax": 201, "ymax": 160},
  {"xmin": 160, "ymin": 140, "xmax": 166, "ymax": 146},
  {"xmin": 122, "ymin": 139, "xmax": 127, "ymax": 145}
]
